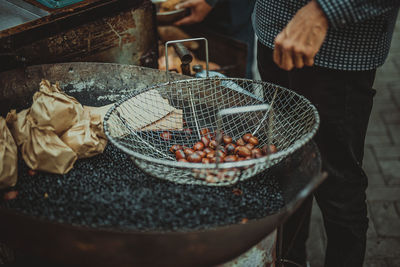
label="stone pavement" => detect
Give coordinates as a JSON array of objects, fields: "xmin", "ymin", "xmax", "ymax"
[{"xmin": 306, "ymin": 14, "xmax": 400, "ymax": 267}]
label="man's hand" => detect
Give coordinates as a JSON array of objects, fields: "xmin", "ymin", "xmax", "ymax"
[
  {"xmin": 273, "ymin": 0, "xmax": 328, "ymax": 71},
  {"xmin": 174, "ymin": 0, "xmax": 212, "ymax": 26}
]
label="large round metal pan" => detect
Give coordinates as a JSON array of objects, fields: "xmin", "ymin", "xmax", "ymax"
[{"xmin": 0, "ymin": 63, "xmax": 325, "ymax": 266}]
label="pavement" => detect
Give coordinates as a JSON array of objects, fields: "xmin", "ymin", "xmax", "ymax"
[{"xmin": 306, "ymin": 14, "xmax": 400, "ymax": 267}]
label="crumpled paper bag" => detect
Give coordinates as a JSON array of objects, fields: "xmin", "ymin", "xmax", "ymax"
[
  {"xmin": 0, "ymin": 117, "xmax": 18, "ymax": 189},
  {"xmin": 30, "ymin": 80, "xmax": 84, "ymax": 135},
  {"xmin": 61, "ymin": 107, "xmax": 107, "ymax": 159},
  {"xmin": 6, "ymin": 109, "xmax": 77, "ymax": 174}
]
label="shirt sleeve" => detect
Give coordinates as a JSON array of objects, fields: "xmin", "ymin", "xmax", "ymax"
[
  {"xmin": 205, "ymin": 0, "xmax": 219, "ymax": 7},
  {"xmin": 316, "ymin": 0, "xmax": 400, "ymax": 28}
]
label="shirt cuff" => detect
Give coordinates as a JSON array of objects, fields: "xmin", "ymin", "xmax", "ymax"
[
  {"xmin": 205, "ymin": 0, "xmax": 218, "ymax": 7},
  {"xmin": 316, "ymin": 0, "xmax": 354, "ymax": 28}
]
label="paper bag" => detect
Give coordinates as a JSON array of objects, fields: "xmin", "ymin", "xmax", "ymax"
[
  {"xmin": 0, "ymin": 117, "xmax": 18, "ymax": 189},
  {"xmin": 6, "ymin": 109, "xmax": 77, "ymax": 174},
  {"xmin": 30, "ymin": 80, "xmax": 84, "ymax": 135},
  {"xmin": 61, "ymin": 108, "xmax": 107, "ymax": 158}
]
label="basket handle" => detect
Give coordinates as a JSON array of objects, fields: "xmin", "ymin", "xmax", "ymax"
[{"xmin": 165, "ymin": 38, "xmax": 209, "ymax": 81}]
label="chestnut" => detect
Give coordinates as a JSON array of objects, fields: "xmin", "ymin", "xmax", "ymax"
[
  {"xmin": 225, "ymin": 143, "xmax": 237, "ymax": 154},
  {"xmin": 169, "ymin": 144, "xmax": 182, "ymax": 154},
  {"xmin": 252, "ymin": 148, "xmax": 263, "ymax": 158},
  {"xmin": 248, "ymin": 136, "xmax": 259, "ymax": 146},
  {"xmin": 206, "ymin": 151, "xmax": 215, "ymax": 159},
  {"xmin": 236, "ymin": 146, "xmax": 251, "ymax": 157},
  {"xmin": 224, "ymin": 155, "xmax": 238, "ymax": 162},
  {"xmin": 245, "ymin": 143, "xmax": 254, "ymax": 150},
  {"xmin": 204, "ymin": 147, "xmax": 214, "ymax": 154},
  {"xmin": 193, "ymin": 141, "xmax": 205, "ymax": 151},
  {"xmin": 209, "ymin": 140, "xmax": 218, "ymax": 149},
  {"xmin": 242, "ymin": 133, "xmax": 253, "ymax": 142},
  {"xmin": 234, "ymin": 145, "xmax": 241, "ymax": 155},
  {"xmin": 202, "ymin": 158, "xmax": 211, "ymax": 164},
  {"xmin": 175, "ymin": 150, "xmax": 186, "ymax": 160},
  {"xmin": 215, "ymin": 150, "xmax": 226, "ymax": 159},
  {"xmin": 184, "ymin": 148, "xmax": 195, "ymax": 156},
  {"xmin": 178, "ymin": 158, "xmax": 188, "ymax": 162},
  {"xmin": 222, "ymin": 135, "xmax": 233, "ymax": 144},
  {"xmin": 218, "ymin": 146, "xmax": 227, "ymax": 154},
  {"xmin": 200, "ymin": 128, "xmax": 210, "ymax": 136},
  {"xmin": 211, "ymin": 157, "xmax": 224, "ymax": 163},
  {"xmin": 269, "ymin": 144, "xmax": 278, "ymax": 154},
  {"xmin": 187, "ymin": 153, "xmax": 202, "ymax": 163},
  {"xmin": 254, "ymin": 153, "xmax": 264, "ymax": 159},
  {"xmin": 262, "ymin": 144, "xmax": 278, "ymax": 155},
  {"xmin": 201, "ymin": 136, "xmax": 210, "ymax": 147},
  {"xmin": 236, "ymin": 138, "xmax": 245, "ymax": 146},
  {"xmin": 196, "ymin": 150, "xmax": 206, "ymax": 158}
]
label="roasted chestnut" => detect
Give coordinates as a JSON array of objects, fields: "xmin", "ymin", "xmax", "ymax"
[
  {"xmin": 201, "ymin": 136, "xmax": 210, "ymax": 147},
  {"xmin": 242, "ymin": 133, "xmax": 253, "ymax": 142},
  {"xmin": 218, "ymin": 146, "xmax": 227, "ymax": 154},
  {"xmin": 215, "ymin": 150, "xmax": 226, "ymax": 159},
  {"xmin": 175, "ymin": 150, "xmax": 186, "ymax": 160},
  {"xmin": 187, "ymin": 153, "xmax": 202, "ymax": 163},
  {"xmin": 184, "ymin": 148, "xmax": 195, "ymax": 156},
  {"xmin": 209, "ymin": 140, "xmax": 218, "ymax": 149},
  {"xmin": 196, "ymin": 150, "xmax": 206, "ymax": 158},
  {"xmin": 225, "ymin": 143, "xmax": 237, "ymax": 154},
  {"xmin": 224, "ymin": 155, "xmax": 238, "ymax": 162},
  {"xmin": 248, "ymin": 136, "xmax": 259, "ymax": 146},
  {"xmin": 252, "ymin": 148, "xmax": 263, "ymax": 158},
  {"xmin": 245, "ymin": 143, "xmax": 254, "ymax": 150},
  {"xmin": 236, "ymin": 146, "xmax": 251, "ymax": 157},
  {"xmin": 262, "ymin": 144, "xmax": 278, "ymax": 155},
  {"xmin": 169, "ymin": 144, "xmax": 182, "ymax": 154},
  {"xmin": 204, "ymin": 147, "xmax": 214, "ymax": 154},
  {"xmin": 193, "ymin": 141, "xmax": 205, "ymax": 151},
  {"xmin": 210, "ymin": 157, "xmax": 224, "ymax": 163},
  {"xmin": 202, "ymin": 158, "xmax": 211, "ymax": 164},
  {"xmin": 236, "ymin": 138, "xmax": 245, "ymax": 146},
  {"xmin": 223, "ymin": 135, "xmax": 233, "ymax": 144},
  {"xmin": 200, "ymin": 128, "xmax": 210, "ymax": 136},
  {"xmin": 206, "ymin": 151, "xmax": 215, "ymax": 159}
]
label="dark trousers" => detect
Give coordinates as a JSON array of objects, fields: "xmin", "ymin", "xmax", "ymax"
[{"xmin": 257, "ymin": 42, "xmax": 376, "ymax": 267}]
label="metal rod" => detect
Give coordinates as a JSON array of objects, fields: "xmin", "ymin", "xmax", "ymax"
[
  {"xmin": 165, "ymin": 38, "xmax": 209, "ymax": 81},
  {"xmin": 252, "ymin": 87, "xmax": 279, "ymax": 136},
  {"xmin": 188, "ymin": 88, "xmax": 201, "ymax": 140},
  {"xmin": 215, "ymin": 104, "xmax": 269, "ymax": 169}
]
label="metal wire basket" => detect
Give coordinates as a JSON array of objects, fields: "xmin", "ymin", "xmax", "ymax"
[{"xmin": 104, "ymin": 38, "xmax": 319, "ymax": 186}]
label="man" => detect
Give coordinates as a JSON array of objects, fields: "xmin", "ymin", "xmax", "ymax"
[
  {"xmin": 175, "ymin": 0, "xmax": 256, "ymax": 78},
  {"xmin": 254, "ymin": 0, "xmax": 399, "ymax": 266}
]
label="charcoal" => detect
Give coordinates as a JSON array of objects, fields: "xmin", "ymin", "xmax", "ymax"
[{"xmin": 0, "ymin": 144, "xmax": 284, "ymax": 231}]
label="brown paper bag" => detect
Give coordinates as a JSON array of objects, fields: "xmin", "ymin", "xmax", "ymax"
[
  {"xmin": 30, "ymin": 80, "xmax": 84, "ymax": 135},
  {"xmin": 0, "ymin": 117, "xmax": 18, "ymax": 189},
  {"xmin": 5, "ymin": 109, "xmax": 30, "ymax": 146},
  {"xmin": 6, "ymin": 109, "xmax": 77, "ymax": 174},
  {"xmin": 61, "ymin": 108, "xmax": 107, "ymax": 159}
]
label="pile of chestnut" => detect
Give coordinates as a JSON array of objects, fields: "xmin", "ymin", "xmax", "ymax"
[{"xmin": 170, "ymin": 128, "xmax": 277, "ymax": 163}]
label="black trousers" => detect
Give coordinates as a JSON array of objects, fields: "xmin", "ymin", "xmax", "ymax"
[{"xmin": 257, "ymin": 42, "xmax": 376, "ymax": 267}]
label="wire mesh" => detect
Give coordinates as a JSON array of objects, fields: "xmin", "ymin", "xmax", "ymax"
[{"xmin": 104, "ymin": 77, "xmax": 319, "ymax": 186}]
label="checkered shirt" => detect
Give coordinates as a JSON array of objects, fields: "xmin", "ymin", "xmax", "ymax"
[{"xmin": 253, "ymin": 0, "xmax": 399, "ymax": 71}]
